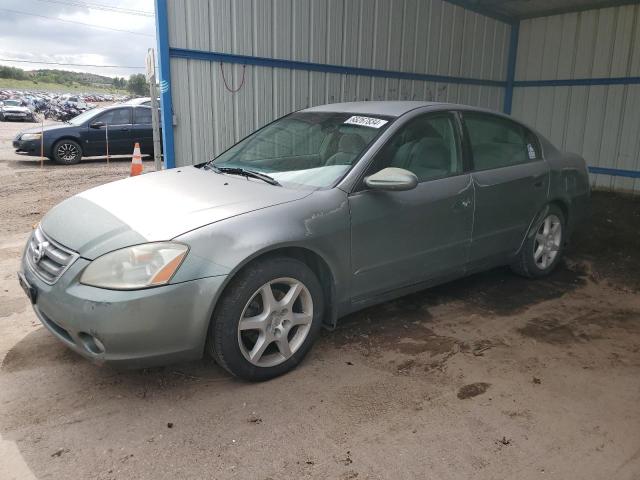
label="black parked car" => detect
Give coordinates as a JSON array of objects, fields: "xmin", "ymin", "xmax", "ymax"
[{"xmin": 13, "ymin": 105, "xmax": 156, "ymax": 164}]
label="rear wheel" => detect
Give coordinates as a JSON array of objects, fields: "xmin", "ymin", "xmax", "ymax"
[
  {"xmin": 511, "ymin": 205, "xmax": 565, "ymax": 278},
  {"xmin": 52, "ymin": 139, "xmax": 82, "ymax": 165},
  {"xmin": 207, "ymin": 257, "xmax": 324, "ymax": 381}
]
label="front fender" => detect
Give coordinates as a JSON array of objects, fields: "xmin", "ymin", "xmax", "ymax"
[{"xmin": 172, "ymin": 188, "xmax": 351, "ymax": 307}]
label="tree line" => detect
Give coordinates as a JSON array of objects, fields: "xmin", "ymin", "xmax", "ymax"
[{"xmin": 0, "ymin": 66, "xmax": 149, "ymax": 95}]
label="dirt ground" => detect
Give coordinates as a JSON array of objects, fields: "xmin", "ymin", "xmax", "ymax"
[{"xmin": 1, "ymin": 119, "xmax": 639, "ymax": 480}]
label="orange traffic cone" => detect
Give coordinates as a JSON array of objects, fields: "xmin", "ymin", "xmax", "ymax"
[{"xmin": 130, "ymin": 143, "xmax": 143, "ymax": 177}]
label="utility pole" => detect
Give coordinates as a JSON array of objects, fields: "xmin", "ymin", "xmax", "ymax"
[{"xmin": 146, "ymin": 48, "xmax": 163, "ymax": 171}]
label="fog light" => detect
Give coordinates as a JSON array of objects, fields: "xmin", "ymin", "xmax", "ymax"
[{"xmin": 78, "ymin": 332, "xmax": 105, "ymax": 355}]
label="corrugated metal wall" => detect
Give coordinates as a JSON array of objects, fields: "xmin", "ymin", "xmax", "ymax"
[
  {"xmin": 166, "ymin": 0, "xmax": 510, "ymax": 166},
  {"xmin": 512, "ymin": 4, "xmax": 640, "ymax": 194}
]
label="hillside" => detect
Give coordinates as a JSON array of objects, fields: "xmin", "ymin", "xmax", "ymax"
[
  {"xmin": 0, "ymin": 65, "xmax": 131, "ymax": 93},
  {"xmin": 0, "ymin": 77, "xmax": 127, "ymax": 94}
]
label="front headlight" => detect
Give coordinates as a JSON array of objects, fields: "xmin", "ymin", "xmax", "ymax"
[
  {"xmin": 80, "ymin": 242, "xmax": 188, "ymax": 290},
  {"xmin": 21, "ymin": 133, "xmax": 42, "ymax": 141}
]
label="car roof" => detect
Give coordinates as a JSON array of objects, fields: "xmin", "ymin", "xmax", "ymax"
[
  {"xmin": 124, "ymin": 97, "xmax": 151, "ymax": 105},
  {"xmin": 302, "ymin": 101, "xmax": 459, "ymax": 117},
  {"xmin": 301, "ymin": 100, "xmax": 509, "ymax": 119},
  {"xmin": 102, "ymin": 104, "xmax": 150, "ymax": 110}
]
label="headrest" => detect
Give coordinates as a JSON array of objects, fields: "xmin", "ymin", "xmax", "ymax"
[{"xmin": 338, "ymin": 134, "xmax": 366, "ymax": 154}]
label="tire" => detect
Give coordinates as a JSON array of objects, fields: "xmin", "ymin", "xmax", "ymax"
[
  {"xmin": 0, "ymin": 114, "xmax": 4, "ymax": 122},
  {"xmin": 52, "ymin": 139, "xmax": 82, "ymax": 165},
  {"xmin": 511, "ymin": 205, "xmax": 565, "ymax": 278},
  {"xmin": 207, "ymin": 256, "xmax": 324, "ymax": 381}
]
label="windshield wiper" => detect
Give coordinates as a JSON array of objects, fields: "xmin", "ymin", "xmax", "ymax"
[{"xmin": 210, "ymin": 165, "xmax": 281, "ymax": 186}]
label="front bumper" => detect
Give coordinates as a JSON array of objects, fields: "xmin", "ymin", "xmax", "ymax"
[
  {"xmin": 3, "ymin": 112, "xmax": 31, "ymax": 120},
  {"xmin": 13, "ymin": 139, "xmax": 40, "ymax": 155},
  {"xmin": 19, "ymin": 247, "xmax": 227, "ymax": 368}
]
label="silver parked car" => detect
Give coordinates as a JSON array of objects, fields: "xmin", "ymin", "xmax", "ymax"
[{"xmin": 18, "ymin": 101, "xmax": 590, "ymax": 381}]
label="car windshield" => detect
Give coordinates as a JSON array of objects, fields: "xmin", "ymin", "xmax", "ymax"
[
  {"xmin": 68, "ymin": 107, "xmax": 104, "ymax": 125},
  {"xmin": 3, "ymin": 100, "xmax": 21, "ymax": 106},
  {"xmin": 211, "ymin": 111, "xmax": 392, "ymax": 189}
]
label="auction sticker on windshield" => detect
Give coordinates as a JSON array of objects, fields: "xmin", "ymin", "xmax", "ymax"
[{"xmin": 344, "ymin": 116, "xmax": 388, "ymax": 128}]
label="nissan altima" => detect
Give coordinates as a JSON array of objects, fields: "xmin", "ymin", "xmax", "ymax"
[{"xmin": 18, "ymin": 101, "xmax": 590, "ymax": 381}]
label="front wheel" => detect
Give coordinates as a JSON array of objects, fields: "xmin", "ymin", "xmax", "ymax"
[
  {"xmin": 207, "ymin": 257, "xmax": 324, "ymax": 381},
  {"xmin": 511, "ymin": 205, "xmax": 565, "ymax": 278},
  {"xmin": 52, "ymin": 139, "xmax": 82, "ymax": 165}
]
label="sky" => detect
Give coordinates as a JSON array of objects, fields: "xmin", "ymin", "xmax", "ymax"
[{"xmin": 0, "ymin": 0, "xmax": 156, "ymax": 79}]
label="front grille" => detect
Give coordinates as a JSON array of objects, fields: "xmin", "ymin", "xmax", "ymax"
[{"xmin": 26, "ymin": 226, "xmax": 79, "ymax": 284}]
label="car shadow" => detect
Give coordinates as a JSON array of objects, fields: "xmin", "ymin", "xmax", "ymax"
[
  {"xmin": 2, "ymin": 262, "xmax": 589, "ymax": 382},
  {"xmin": 1, "ymin": 327, "xmax": 232, "ymax": 389},
  {"xmin": 333, "ymin": 261, "xmax": 589, "ymax": 342}
]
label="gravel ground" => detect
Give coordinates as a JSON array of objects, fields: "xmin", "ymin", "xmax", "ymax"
[{"xmin": 1, "ymin": 118, "xmax": 639, "ymax": 480}]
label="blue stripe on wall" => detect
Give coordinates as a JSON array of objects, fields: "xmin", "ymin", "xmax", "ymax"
[
  {"xmin": 514, "ymin": 76, "xmax": 640, "ymax": 87},
  {"xmin": 169, "ymin": 48, "xmax": 506, "ymax": 88},
  {"xmin": 588, "ymin": 166, "xmax": 640, "ymax": 179}
]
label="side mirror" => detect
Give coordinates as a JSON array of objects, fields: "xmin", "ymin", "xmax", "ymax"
[
  {"xmin": 364, "ymin": 167, "xmax": 418, "ymax": 191},
  {"xmin": 90, "ymin": 121, "xmax": 105, "ymax": 129}
]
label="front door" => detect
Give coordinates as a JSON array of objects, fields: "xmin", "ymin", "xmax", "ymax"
[
  {"xmin": 348, "ymin": 112, "xmax": 474, "ymax": 302},
  {"xmin": 83, "ymin": 107, "xmax": 133, "ymax": 156}
]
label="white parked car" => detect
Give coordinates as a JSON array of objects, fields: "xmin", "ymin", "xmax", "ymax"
[{"xmin": 0, "ymin": 100, "xmax": 36, "ymax": 122}]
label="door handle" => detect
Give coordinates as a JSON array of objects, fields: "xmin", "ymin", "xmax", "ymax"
[{"xmin": 533, "ymin": 178, "xmax": 544, "ymax": 188}]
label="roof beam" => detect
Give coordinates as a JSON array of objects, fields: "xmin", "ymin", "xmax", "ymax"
[
  {"xmin": 444, "ymin": 0, "xmax": 640, "ymax": 22},
  {"xmin": 441, "ymin": 0, "xmax": 516, "ymax": 24},
  {"xmin": 517, "ymin": 0, "xmax": 640, "ymax": 19}
]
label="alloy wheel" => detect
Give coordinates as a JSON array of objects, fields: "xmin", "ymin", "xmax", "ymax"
[
  {"xmin": 57, "ymin": 143, "xmax": 79, "ymax": 162},
  {"xmin": 533, "ymin": 214, "xmax": 562, "ymax": 269},
  {"xmin": 237, "ymin": 277, "xmax": 313, "ymax": 367}
]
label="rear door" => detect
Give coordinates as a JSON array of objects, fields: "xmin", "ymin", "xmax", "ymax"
[
  {"xmin": 132, "ymin": 107, "xmax": 153, "ymax": 154},
  {"xmin": 460, "ymin": 112, "xmax": 549, "ymax": 267},
  {"xmin": 84, "ymin": 107, "xmax": 133, "ymax": 155}
]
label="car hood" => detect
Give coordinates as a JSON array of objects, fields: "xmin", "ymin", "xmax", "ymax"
[
  {"xmin": 19, "ymin": 123, "xmax": 74, "ymax": 135},
  {"xmin": 40, "ymin": 166, "xmax": 312, "ymax": 259}
]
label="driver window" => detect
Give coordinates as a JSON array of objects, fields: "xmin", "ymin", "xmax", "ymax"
[
  {"xmin": 368, "ymin": 114, "xmax": 461, "ymax": 183},
  {"xmin": 96, "ymin": 108, "xmax": 132, "ymax": 126}
]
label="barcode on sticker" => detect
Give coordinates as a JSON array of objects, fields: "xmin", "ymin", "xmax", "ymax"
[{"xmin": 344, "ymin": 116, "xmax": 388, "ymax": 128}]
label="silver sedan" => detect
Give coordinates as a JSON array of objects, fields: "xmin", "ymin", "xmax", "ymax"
[{"xmin": 18, "ymin": 101, "xmax": 590, "ymax": 381}]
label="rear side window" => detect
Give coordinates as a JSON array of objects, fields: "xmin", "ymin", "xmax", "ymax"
[
  {"xmin": 464, "ymin": 113, "xmax": 539, "ymax": 170},
  {"xmin": 134, "ymin": 107, "xmax": 152, "ymax": 124}
]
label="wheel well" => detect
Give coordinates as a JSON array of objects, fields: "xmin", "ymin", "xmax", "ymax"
[
  {"xmin": 50, "ymin": 137, "xmax": 82, "ymax": 158},
  {"xmin": 234, "ymin": 247, "xmax": 337, "ymax": 328},
  {"xmin": 549, "ymin": 199, "xmax": 569, "ymax": 225}
]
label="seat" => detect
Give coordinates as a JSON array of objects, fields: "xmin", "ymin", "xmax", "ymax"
[
  {"xmin": 405, "ymin": 138, "xmax": 451, "ymax": 181},
  {"xmin": 325, "ymin": 134, "xmax": 367, "ymax": 166}
]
